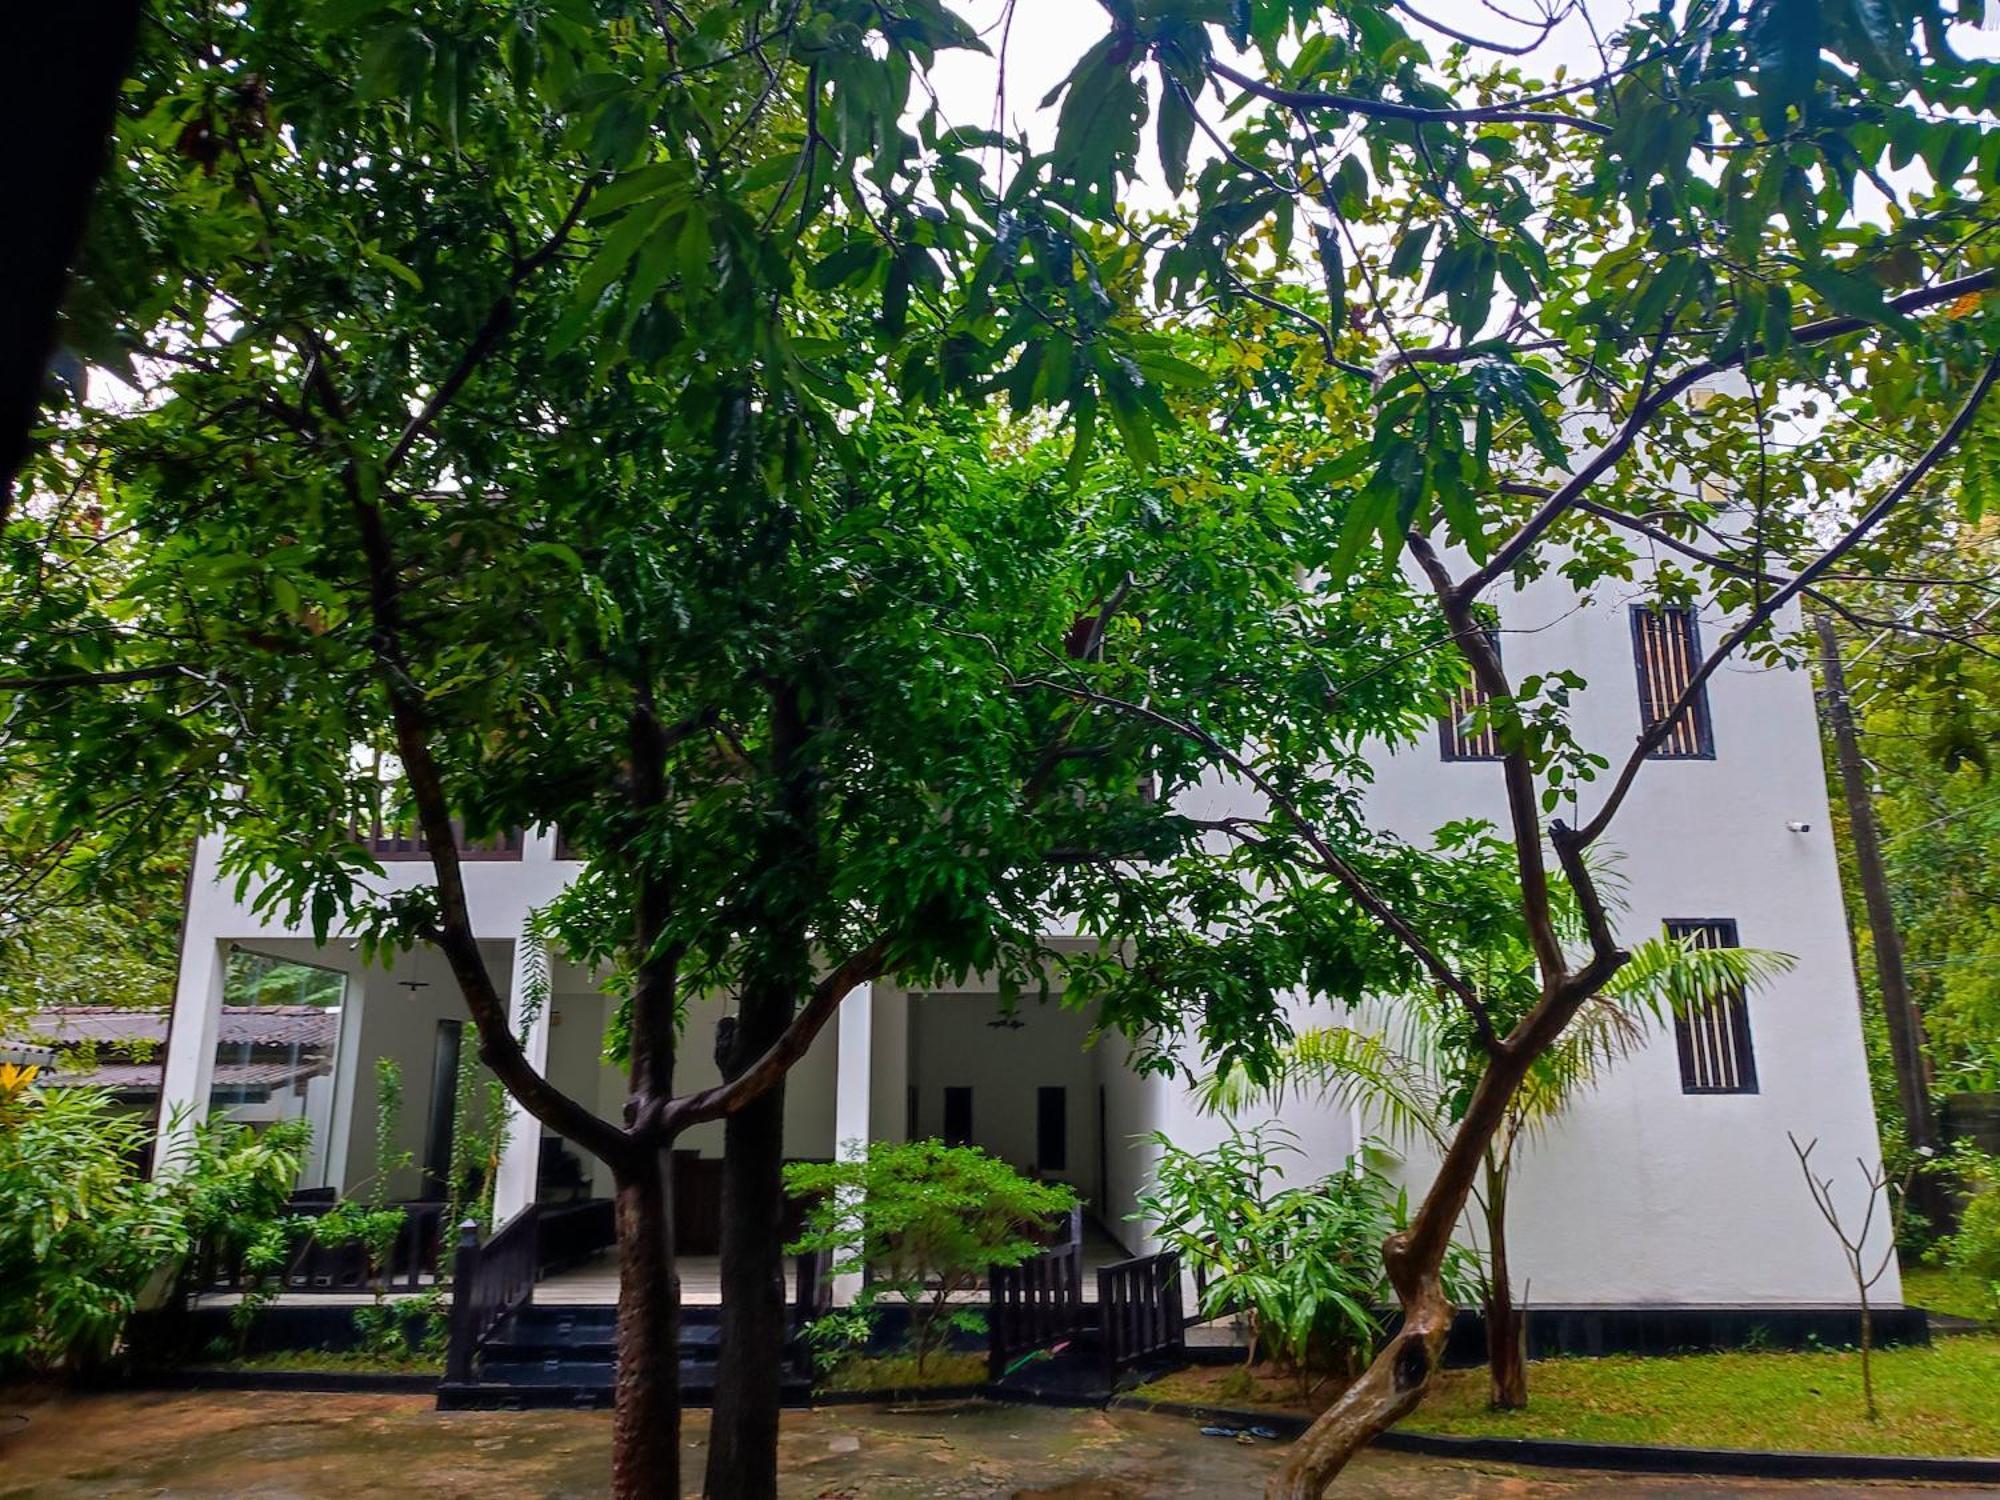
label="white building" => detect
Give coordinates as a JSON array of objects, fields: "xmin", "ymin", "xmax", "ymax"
[{"xmin": 152, "ymin": 569, "xmax": 1899, "ymax": 1317}]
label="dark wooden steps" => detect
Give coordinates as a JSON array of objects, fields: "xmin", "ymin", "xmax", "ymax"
[{"xmin": 439, "ymin": 1303, "xmax": 810, "ymax": 1411}]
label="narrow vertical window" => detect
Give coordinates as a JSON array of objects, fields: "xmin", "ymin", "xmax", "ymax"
[
  {"xmin": 1439, "ymin": 634, "xmax": 1504, "ymax": 761},
  {"xmin": 1667, "ymin": 919, "xmax": 1758, "ymax": 1094},
  {"xmin": 942, "ymin": 1086, "xmax": 973, "ymax": 1146},
  {"xmin": 1631, "ymin": 606, "xmax": 1714, "ymax": 759},
  {"xmin": 1037, "ymin": 1086, "xmax": 1068, "ymax": 1172},
  {"xmin": 421, "ymin": 1020, "xmax": 462, "ymax": 1197}
]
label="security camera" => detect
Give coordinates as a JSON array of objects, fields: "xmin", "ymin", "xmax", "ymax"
[{"xmin": 1786, "ymin": 821, "xmax": 1811, "ymax": 834}]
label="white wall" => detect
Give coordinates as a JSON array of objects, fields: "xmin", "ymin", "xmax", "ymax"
[
  {"xmin": 1305, "ymin": 572, "xmax": 1887, "ymax": 1306},
  {"xmin": 164, "ymin": 577, "xmax": 1895, "ymax": 1306},
  {"xmin": 907, "ymin": 991, "xmax": 1102, "ymax": 1204},
  {"xmin": 1091, "ymin": 1028, "xmax": 1167, "ymax": 1256},
  {"xmin": 342, "ymin": 940, "xmax": 513, "ymax": 1199}
]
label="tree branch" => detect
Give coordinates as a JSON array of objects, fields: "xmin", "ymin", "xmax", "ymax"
[
  {"xmin": 663, "ymin": 934, "xmax": 891, "ymax": 1131},
  {"xmin": 346, "ymin": 459, "xmax": 631, "ymax": 1168},
  {"xmin": 1405, "ymin": 528, "xmax": 1565, "ymax": 1003},
  {"xmin": 1206, "ymin": 57, "xmax": 1612, "ymax": 137},
  {"xmin": 382, "ymin": 181, "xmax": 595, "ymax": 479},
  {"xmin": 0, "ymin": 664, "xmax": 195, "ymax": 691},
  {"xmin": 1011, "ymin": 673, "xmax": 1498, "ymax": 1049},
  {"xmin": 1459, "ymin": 271, "xmax": 1997, "ymax": 603},
  {"xmin": 1573, "ymin": 351, "xmax": 2000, "ymax": 849}
]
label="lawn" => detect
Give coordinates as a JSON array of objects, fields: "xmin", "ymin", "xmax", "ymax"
[
  {"xmin": 217, "ymin": 1348, "xmax": 443, "ymax": 1376},
  {"xmin": 1403, "ymin": 1335, "xmax": 2000, "ymax": 1458},
  {"xmin": 1135, "ymin": 1336, "xmax": 2000, "ymax": 1459},
  {"xmin": 1901, "ymin": 1262, "xmax": 1996, "ymax": 1324},
  {"xmin": 815, "ymin": 1349, "xmax": 987, "ymax": 1393}
]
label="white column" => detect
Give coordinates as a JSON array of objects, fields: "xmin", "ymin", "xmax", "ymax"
[
  {"xmin": 831, "ymin": 981, "xmax": 874, "ymax": 1305},
  {"xmin": 321, "ymin": 975, "xmax": 367, "ymax": 1191},
  {"xmin": 491, "ymin": 932, "xmax": 553, "ymax": 1225},
  {"xmin": 153, "ymin": 936, "xmax": 228, "ymax": 1175}
]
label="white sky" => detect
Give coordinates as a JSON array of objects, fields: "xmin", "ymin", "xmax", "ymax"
[
  {"xmin": 925, "ymin": 0, "xmax": 1998, "ymax": 209},
  {"xmin": 928, "ymin": 0, "xmax": 1646, "ymax": 179}
]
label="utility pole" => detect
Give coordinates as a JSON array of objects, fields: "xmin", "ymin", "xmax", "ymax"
[{"xmin": 1814, "ymin": 614, "xmax": 1941, "ymax": 1162}]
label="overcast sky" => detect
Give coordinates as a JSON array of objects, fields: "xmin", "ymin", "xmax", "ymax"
[
  {"xmin": 928, "ymin": 0, "xmax": 1645, "ymax": 171},
  {"xmin": 923, "ymin": 0, "xmax": 1998, "ymax": 209}
]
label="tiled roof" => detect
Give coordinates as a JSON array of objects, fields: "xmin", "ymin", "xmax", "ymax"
[
  {"xmin": 56, "ymin": 1057, "xmax": 333, "ymax": 1099},
  {"xmin": 12, "ymin": 1005, "xmax": 338, "ymax": 1049}
]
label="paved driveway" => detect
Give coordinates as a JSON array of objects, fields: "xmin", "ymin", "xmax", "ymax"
[{"xmin": 0, "ymin": 1391, "xmax": 1982, "ymax": 1498}]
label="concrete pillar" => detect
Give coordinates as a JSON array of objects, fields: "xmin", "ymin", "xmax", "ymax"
[
  {"xmin": 321, "ymin": 974, "xmax": 367, "ymax": 1192},
  {"xmin": 153, "ymin": 936, "xmax": 228, "ymax": 1174},
  {"xmin": 491, "ymin": 932, "xmax": 553, "ymax": 1225},
  {"xmin": 831, "ymin": 981, "xmax": 874, "ymax": 1304}
]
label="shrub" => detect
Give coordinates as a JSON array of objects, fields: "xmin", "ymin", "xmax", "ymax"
[
  {"xmin": 0, "ymin": 1066, "xmax": 306, "ymax": 1374},
  {"xmin": 784, "ymin": 1139, "xmax": 1077, "ymax": 1375},
  {"xmin": 1136, "ymin": 1122, "xmax": 1478, "ymax": 1398},
  {"xmin": 1940, "ymin": 1144, "xmax": 2000, "ymax": 1319}
]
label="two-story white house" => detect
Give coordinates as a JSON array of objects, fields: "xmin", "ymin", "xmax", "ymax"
[{"xmin": 150, "ymin": 563, "xmax": 1900, "ymax": 1332}]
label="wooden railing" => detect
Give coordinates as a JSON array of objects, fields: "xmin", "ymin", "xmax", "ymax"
[
  {"xmin": 444, "ymin": 1205, "xmax": 540, "ymax": 1385},
  {"xmin": 987, "ymin": 1205, "xmax": 1085, "ymax": 1381},
  {"xmin": 1097, "ymin": 1250, "xmax": 1184, "ymax": 1380},
  {"xmin": 357, "ymin": 818, "xmax": 524, "ymax": 862},
  {"xmin": 194, "ymin": 1200, "xmax": 446, "ymax": 1295}
]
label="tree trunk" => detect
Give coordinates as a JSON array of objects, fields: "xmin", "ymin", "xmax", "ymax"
[
  {"xmin": 1482, "ymin": 1164, "xmax": 1527, "ymax": 1410},
  {"xmin": 705, "ymin": 683, "xmax": 816, "ymax": 1500},
  {"xmin": 612, "ymin": 1148, "xmax": 682, "ymax": 1500},
  {"xmin": 1268, "ymin": 1030, "xmax": 1545, "ymax": 1497},
  {"xmin": 1815, "ymin": 616, "xmax": 1939, "ymax": 1161},
  {"xmin": 4, "ymin": 0, "xmax": 144, "ymax": 517},
  {"xmin": 1265, "ymin": 1253, "xmax": 1456, "ymax": 1499},
  {"xmin": 703, "ymin": 1064, "xmax": 790, "ymax": 1500},
  {"xmin": 1483, "ymin": 1250, "xmax": 1526, "ymax": 1410}
]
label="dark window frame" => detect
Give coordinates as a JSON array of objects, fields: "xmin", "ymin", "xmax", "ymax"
[
  {"xmin": 942, "ymin": 1086, "xmax": 973, "ymax": 1146},
  {"xmin": 1438, "ymin": 631, "xmax": 1505, "ymax": 762},
  {"xmin": 421, "ymin": 1019, "xmax": 463, "ymax": 1196},
  {"xmin": 1630, "ymin": 605, "xmax": 1716, "ymax": 760},
  {"xmin": 1037, "ymin": 1085, "xmax": 1068, "ymax": 1172},
  {"xmin": 1666, "ymin": 917, "xmax": 1758, "ymax": 1095}
]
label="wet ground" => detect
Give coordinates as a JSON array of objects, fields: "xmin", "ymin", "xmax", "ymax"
[{"xmin": 0, "ymin": 1391, "xmax": 1986, "ymax": 1498}]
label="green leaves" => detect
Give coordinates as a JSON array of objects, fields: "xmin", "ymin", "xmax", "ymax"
[
  {"xmin": 1157, "ymin": 74, "xmax": 1197, "ymax": 196},
  {"xmin": 1049, "ymin": 34, "xmax": 1147, "ymax": 210},
  {"xmin": 785, "ymin": 1140, "xmax": 1076, "ymax": 1370}
]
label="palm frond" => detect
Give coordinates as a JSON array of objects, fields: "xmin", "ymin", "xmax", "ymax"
[
  {"xmin": 1604, "ymin": 937, "xmax": 1795, "ymax": 1024},
  {"xmin": 1198, "ymin": 1026, "xmax": 1450, "ymax": 1151}
]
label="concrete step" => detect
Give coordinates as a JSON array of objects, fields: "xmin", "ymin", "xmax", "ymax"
[{"xmin": 482, "ymin": 1322, "xmax": 720, "ymax": 1361}]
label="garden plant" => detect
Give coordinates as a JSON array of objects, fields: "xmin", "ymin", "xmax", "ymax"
[{"xmin": 785, "ymin": 1139, "xmax": 1078, "ymax": 1379}]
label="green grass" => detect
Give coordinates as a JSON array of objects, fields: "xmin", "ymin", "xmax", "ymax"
[
  {"xmin": 214, "ymin": 1348, "xmax": 443, "ymax": 1376},
  {"xmin": 1401, "ymin": 1335, "xmax": 2000, "ymax": 1458},
  {"xmin": 1902, "ymin": 1262, "xmax": 1997, "ymax": 1324},
  {"xmin": 816, "ymin": 1349, "xmax": 987, "ymax": 1393}
]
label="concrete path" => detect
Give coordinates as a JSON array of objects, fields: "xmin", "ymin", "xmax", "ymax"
[{"xmin": 0, "ymin": 1391, "xmax": 1983, "ymax": 1498}]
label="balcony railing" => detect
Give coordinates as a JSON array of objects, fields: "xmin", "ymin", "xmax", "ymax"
[{"xmin": 356, "ymin": 819, "xmax": 524, "ymax": 862}]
